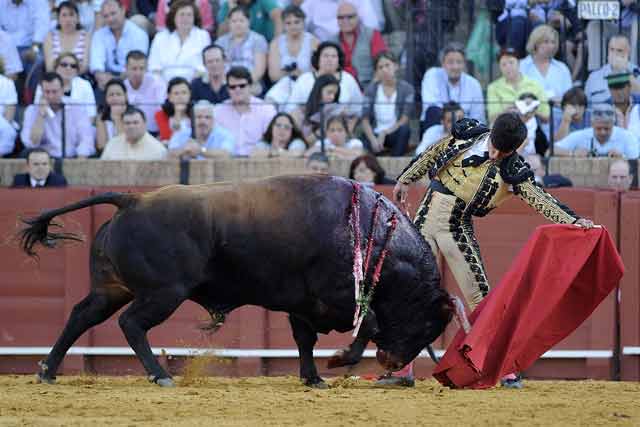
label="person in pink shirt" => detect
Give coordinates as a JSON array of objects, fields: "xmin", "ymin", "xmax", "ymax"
[{"xmin": 213, "ymin": 66, "xmax": 276, "ymax": 156}]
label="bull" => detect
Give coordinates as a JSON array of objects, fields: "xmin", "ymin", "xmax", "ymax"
[{"xmin": 19, "ymin": 175, "xmax": 453, "ymax": 388}]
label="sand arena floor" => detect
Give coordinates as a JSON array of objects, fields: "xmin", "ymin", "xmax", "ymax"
[{"xmin": 0, "ymin": 374, "xmax": 638, "ymax": 426}]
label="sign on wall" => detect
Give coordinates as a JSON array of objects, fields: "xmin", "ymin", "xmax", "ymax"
[{"xmin": 578, "ymin": 1, "xmax": 621, "ymax": 20}]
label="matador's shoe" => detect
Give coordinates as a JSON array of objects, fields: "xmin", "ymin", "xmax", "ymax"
[
  {"xmin": 374, "ymin": 372, "xmax": 415, "ymax": 387},
  {"xmin": 500, "ymin": 373, "xmax": 524, "ymax": 389}
]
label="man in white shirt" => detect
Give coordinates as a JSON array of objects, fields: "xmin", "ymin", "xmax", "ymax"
[
  {"xmin": 101, "ymin": 106, "xmax": 167, "ymax": 160},
  {"xmin": 420, "ymin": 42, "xmax": 485, "ymax": 133},
  {"xmin": 0, "ymin": 29, "xmax": 24, "ymax": 79},
  {"xmin": 301, "ymin": 0, "xmax": 380, "ymax": 41},
  {"xmin": 124, "ymin": 50, "xmax": 166, "ymax": 133}
]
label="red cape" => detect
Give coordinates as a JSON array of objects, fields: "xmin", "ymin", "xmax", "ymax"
[{"xmin": 432, "ymin": 225, "xmax": 624, "ymax": 389}]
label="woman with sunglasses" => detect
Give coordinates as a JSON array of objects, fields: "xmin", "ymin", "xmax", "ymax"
[
  {"xmin": 34, "ymin": 52, "xmax": 96, "ymax": 121},
  {"xmin": 43, "ymin": 1, "xmax": 90, "ymax": 74}
]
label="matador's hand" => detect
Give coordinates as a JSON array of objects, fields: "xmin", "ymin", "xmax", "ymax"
[
  {"xmin": 392, "ymin": 182, "xmax": 409, "ymax": 208},
  {"xmin": 575, "ymin": 218, "xmax": 595, "ymax": 229}
]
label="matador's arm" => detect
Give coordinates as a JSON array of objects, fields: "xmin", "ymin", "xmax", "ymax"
[{"xmin": 396, "ymin": 136, "xmax": 451, "ymax": 184}]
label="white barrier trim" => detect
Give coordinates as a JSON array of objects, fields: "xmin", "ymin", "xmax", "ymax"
[
  {"xmin": 0, "ymin": 347, "xmax": 614, "ymax": 359},
  {"xmin": 623, "ymin": 346, "xmax": 640, "ymax": 355}
]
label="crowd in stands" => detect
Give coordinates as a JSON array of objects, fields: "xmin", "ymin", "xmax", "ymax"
[{"xmin": 0, "ymin": 0, "xmax": 638, "ymax": 189}]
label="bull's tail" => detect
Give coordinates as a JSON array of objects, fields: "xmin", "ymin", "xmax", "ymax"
[{"xmin": 19, "ymin": 192, "xmax": 137, "ymax": 258}]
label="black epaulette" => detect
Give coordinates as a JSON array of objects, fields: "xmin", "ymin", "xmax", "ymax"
[
  {"xmin": 451, "ymin": 118, "xmax": 490, "ymax": 141},
  {"xmin": 499, "ymin": 153, "xmax": 534, "ymax": 187}
]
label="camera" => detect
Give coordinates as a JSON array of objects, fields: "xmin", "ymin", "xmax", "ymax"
[{"xmin": 283, "ymin": 62, "xmax": 298, "ymax": 73}]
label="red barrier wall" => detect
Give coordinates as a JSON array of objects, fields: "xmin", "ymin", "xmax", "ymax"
[{"xmin": 0, "ymin": 186, "xmax": 634, "ymax": 381}]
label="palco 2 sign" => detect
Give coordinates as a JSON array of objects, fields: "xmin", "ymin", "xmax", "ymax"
[{"xmin": 578, "ymin": 1, "xmax": 621, "ymax": 20}]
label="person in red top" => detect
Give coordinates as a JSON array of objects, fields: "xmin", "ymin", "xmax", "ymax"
[
  {"xmin": 330, "ymin": 1, "xmax": 386, "ymax": 88},
  {"xmin": 154, "ymin": 77, "xmax": 193, "ymax": 143}
]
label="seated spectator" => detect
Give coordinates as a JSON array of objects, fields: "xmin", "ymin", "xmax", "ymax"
[
  {"xmin": 90, "ymin": 0, "xmax": 149, "ymax": 90},
  {"xmin": 148, "ymin": 0, "xmax": 211, "ymax": 82},
  {"xmin": 608, "ymin": 159, "xmax": 634, "ymax": 191},
  {"xmin": 154, "ymin": 0, "xmax": 214, "ymax": 33},
  {"xmin": 21, "ymin": 72, "xmax": 94, "ymax": 158},
  {"xmin": 487, "ymin": 47, "xmax": 549, "ymax": 124},
  {"xmin": 519, "ymin": 24, "xmax": 572, "ymax": 105},
  {"xmin": 0, "ymin": 60, "xmax": 18, "ymax": 157},
  {"xmin": 191, "ymin": 44, "xmax": 230, "ymax": 104},
  {"xmin": 217, "ymin": 0, "xmax": 283, "ymax": 42},
  {"xmin": 292, "ymin": 74, "xmax": 340, "ymax": 143},
  {"xmin": 169, "ymin": 99, "xmax": 235, "ymax": 159},
  {"xmin": 213, "ymin": 66, "xmax": 277, "ymax": 156},
  {"xmin": 35, "ymin": 52, "xmax": 97, "ymax": 121},
  {"xmin": 553, "ymin": 87, "xmax": 589, "ymax": 142},
  {"xmin": 585, "ymin": 34, "xmax": 640, "ymax": 105},
  {"xmin": 215, "ymin": 6, "xmax": 268, "ymax": 94},
  {"xmin": 554, "ymin": 104, "xmax": 639, "ymax": 159},
  {"xmin": 124, "ymin": 50, "xmax": 166, "ymax": 134},
  {"xmin": 415, "ymin": 101, "xmax": 463, "ymax": 155},
  {"xmin": 0, "ymin": 29, "xmax": 24, "ymax": 80},
  {"xmin": 307, "ymin": 113, "xmax": 363, "ymax": 160},
  {"xmin": 286, "ymin": 41, "xmax": 362, "ymax": 119},
  {"xmin": 11, "ymin": 147, "xmax": 67, "ymax": 187},
  {"xmin": 361, "ymin": 52, "xmax": 413, "ymax": 157},
  {"xmin": 349, "ymin": 153, "xmax": 395, "ymax": 186},
  {"xmin": 606, "ymin": 71, "xmax": 639, "ymax": 130},
  {"xmin": 44, "ymin": 1, "xmax": 90, "ymax": 74},
  {"xmin": 420, "ymin": 42, "xmax": 485, "ymax": 132},
  {"xmin": 329, "ymin": 1, "xmax": 386, "ymax": 88},
  {"xmin": 493, "ymin": 0, "xmax": 530, "ymax": 58},
  {"xmin": 155, "ymin": 77, "xmax": 192, "ymax": 143},
  {"xmin": 305, "ymin": 151, "xmax": 329, "ymax": 174},
  {"xmin": 96, "ymin": 79, "xmax": 129, "ymax": 153},
  {"xmin": 268, "ymin": 5, "xmax": 318, "ymax": 83},
  {"xmin": 253, "ymin": 112, "xmax": 306, "ymax": 157},
  {"xmin": 586, "ymin": 3, "xmax": 638, "ymax": 72},
  {"xmin": 525, "ymin": 153, "xmax": 572, "ymax": 188},
  {"xmin": 71, "ymin": 0, "xmax": 103, "ymax": 34},
  {"xmin": 301, "ymin": 0, "xmax": 379, "ymax": 41},
  {"xmin": 514, "ymin": 92, "xmax": 547, "ymax": 156},
  {"xmin": 101, "ymin": 106, "xmax": 167, "ymax": 160}
]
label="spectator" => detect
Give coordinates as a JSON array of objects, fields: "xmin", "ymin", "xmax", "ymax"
[
  {"xmin": 349, "ymin": 153, "xmax": 395, "ymax": 185},
  {"xmin": 148, "ymin": 0, "xmax": 211, "ymax": 82},
  {"xmin": 44, "ymin": 1, "xmax": 90, "ymax": 74},
  {"xmin": 286, "ymin": 41, "xmax": 362, "ymax": 119},
  {"xmin": 0, "ymin": 59, "xmax": 18, "ymax": 157},
  {"xmin": 293, "ymin": 73, "xmax": 340, "ymax": 143},
  {"xmin": 217, "ymin": 0, "xmax": 283, "ymax": 42},
  {"xmin": 584, "ymin": 34, "xmax": 640, "ymax": 105},
  {"xmin": 301, "ymin": 0, "xmax": 380, "ymax": 41},
  {"xmin": 124, "ymin": 50, "xmax": 166, "ymax": 134},
  {"xmin": 329, "ymin": 1, "xmax": 386, "ymax": 88},
  {"xmin": 21, "ymin": 72, "xmax": 94, "ymax": 158},
  {"xmin": 415, "ymin": 101, "xmax": 463, "ymax": 155},
  {"xmin": 11, "ymin": 147, "xmax": 67, "ymax": 187},
  {"xmin": 554, "ymin": 103, "xmax": 639, "ymax": 159},
  {"xmin": 606, "ymin": 71, "xmax": 638, "ymax": 130},
  {"xmin": 0, "ymin": 29, "xmax": 24, "ymax": 80},
  {"xmin": 70, "ymin": 0, "xmax": 104, "ymax": 34},
  {"xmin": 213, "ymin": 66, "xmax": 277, "ymax": 156},
  {"xmin": 155, "ymin": 77, "xmax": 192, "ymax": 143},
  {"xmin": 307, "ymin": 113, "xmax": 363, "ymax": 160},
  {"xmin": 514, "ymin": 92, "xmax": 546, "ymax": 156},
  {"xmin": 361, "ymin": 52, "xmax": 412, "ymax": 157},
  {"xmin": 492, "ymin": 0, "xmax": 531, "ymax": 58},
  {"xmin": 96, "ymin": 78, "xmax": 129, "ymax": 153},
  {"xmin": 169, "ymin": 99, "xmax": 235, "ymax": 159},
  {"xmin": 524, "ymin": 153, "xmax": 572, "ymax": 188},
  {"xmin": 420, "ymin": 42, "xmax": 485, "ymax": 132},
  {"xmin": 586, "ymin": 2, "xmax": 638, "ymax": 71},
  {"xmin": 0, "ymin": 0, "xmax": 49, "ymax": 86},
  {"xmin": 305, "ymin": 150, "xmax": 329, "ymax": 174},
  {"xmin": 154, "ymin": 0, "xmax": 214, "ymax": 33},
  {"xmin": 487, "ymin": 47, "xmax": 549, "ymax": 124},
  {"xmin": 90, "ymin": 0, "xmax": 149, "ymax": 90},
  {"xmin": 267, "ymin": 5, "xmax": 318, "ymax": 83},
  {"xmin": 553, "ymin": 87, "xmax": 589, "ymax": 141},
  {"xmin": 34, "ymin": 52, "xmax": 97, "ymax": 121},
  {"xmin": 519, "ymin": 24, "xmax": 572, "ymax": 105},
  {"xmin": 101, "ymin": 106, "xmax": 167, "ymax": 160},
  {"xmin": 191, "ymin": 44, "xmax": 230, "ymax": 104},
  {"xmin": 608, "ymin": 159, "xmax": 633, "ymax": 191},
  {"xmin": 253, "ymin": 111, "xmax": 306, "ymax": 157}
]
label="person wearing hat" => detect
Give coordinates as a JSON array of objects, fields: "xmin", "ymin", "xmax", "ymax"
[
  {"xmin": 606, "ymin": 71, "xmax": 640, "ymax": 129},
  {"xmin": 554, "ymin": 103, "xmax": 639, "ymax": 159}
]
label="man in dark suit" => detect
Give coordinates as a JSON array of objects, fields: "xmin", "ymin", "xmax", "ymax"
[{"xmin": 12, "ymin": 148, "xmax": 67, "ymax": 188}]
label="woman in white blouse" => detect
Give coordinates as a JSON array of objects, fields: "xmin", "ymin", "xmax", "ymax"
[
  {"xmin": 148, "ymin": 0, "xmax": 211, "ymax": 82},
  {"xmin": 519, "ymin": 25, "xmax": 573, "ymax": 106}
]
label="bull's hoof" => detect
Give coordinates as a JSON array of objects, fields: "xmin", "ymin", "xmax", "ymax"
[
  {"xmin": 156, "ymin": 377, "xmax": 176, "ymax": 387},
  {"xmin": 35, "ymin": 373, "xmax": 56, "ymax": 385},
  {"xmin": 327, "ymin": 349, "xmax": 359, "ymax": 369},
  {"xmin": 303, "ymin": 377, "xmax": 328, "ymax": 389}
]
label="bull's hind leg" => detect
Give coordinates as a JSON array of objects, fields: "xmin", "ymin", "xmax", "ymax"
[
  {"xmin": 37, "ymin": 288, "xmax": 132, "ymax": 383},
  {"xmin": 288, "ymin": 314, "xmax": 327, "ymax": 389},
  {"xmin": 118, "ymin": 289, "xmax": 187, "ymax": 387}
]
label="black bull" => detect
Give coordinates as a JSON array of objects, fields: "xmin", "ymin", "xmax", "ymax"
[{"xmin": 19, "ymin": 175, "xmax": 453, "ymax": 387}]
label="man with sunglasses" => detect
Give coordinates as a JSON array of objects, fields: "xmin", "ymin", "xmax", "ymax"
[
  {"xmin": 213, "ymin": 66, "xmax": 276, "ymax": 156},
  {"xmin": 383, "ymin": 113, "xmax": 594, "ymax": 389}
]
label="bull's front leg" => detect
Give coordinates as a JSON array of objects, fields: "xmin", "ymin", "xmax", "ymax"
[
  {"xmin": 288, "ymin": 314, "xmax": 327, "ymax": 389},
  {"xmin": 327, "ymin": 310, "xmax": 379, "ymax": 369}
]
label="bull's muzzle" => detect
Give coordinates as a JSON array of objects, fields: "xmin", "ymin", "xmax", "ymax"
[{"xmin": 376, "ymin": 349, "xmax": 405, "ymax": 372}]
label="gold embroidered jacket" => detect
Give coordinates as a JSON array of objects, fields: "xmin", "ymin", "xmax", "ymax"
[{"xmin": 397, "ymin": 132, "xmax": 579, "ymax": 223}]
